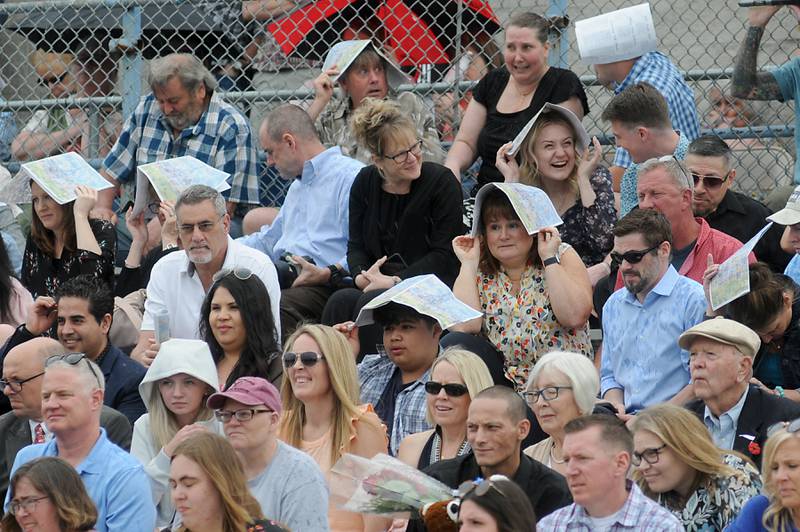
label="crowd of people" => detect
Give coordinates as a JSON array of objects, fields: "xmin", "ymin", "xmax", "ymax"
[{"xmin": 4, "ymin": 2, "xmax": 800, "ymax": 531}]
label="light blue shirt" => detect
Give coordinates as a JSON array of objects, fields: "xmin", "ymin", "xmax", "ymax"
[
  {"xmin": 4, "ymin": 428, "xmax": 156, "ymax": 532},
  {"xmin": 600, "ymin": 265, "xmax": 706, "ymax": 413},
  {"xmin": 785, "ymin": 253, "xmax": 800, "ymax": 285},
  {"xmin": 704, "ymin": 385, "xmax": 749, "ymax": 450},
  {"xmin": 239, "ymin": 146, "xmax": 363, "ymax": 269},
  {"xmin": 773, "ymin": 57, "xmax": 800, "ymax": 184}
]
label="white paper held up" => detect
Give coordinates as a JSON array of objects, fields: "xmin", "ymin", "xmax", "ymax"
[
  {"xmin": 575, "ymin": 3, "xmax": 657, "ymax": 65},
  {"xmin": 506, "ymin": 102, "xmax": 589, "ymax": 159},
  {"xmin": 708, "ymin": 222, "xmax": 772, "ymax": 311},
  {"xmin": 19, "ymin": 152, "xmax": 113, "ymax": 205},
  {"xmin": 132, "ymin": 156, "xmax": 230, "ymax": 216},
  {"xmin": 322, "ymin": 40, "xmax": 409, "ymax": 89},
  {"xmin": 470, "ymin": 182, "xmax": 562, "ymax": 237}
]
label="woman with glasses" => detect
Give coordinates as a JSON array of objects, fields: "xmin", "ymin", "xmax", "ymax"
[
  {"xmin": 199, "ymin": 268, "xmax": 282, "ymax": 390},
  {"xmin": 1, "ymin": 456, "xmax": 97, "ymax": 532},
  {"xmin": 494, "ymin": 105, "xmax": 615, "ymax": 277},
  {"xmin": 130, "ymin": 338, "xmax": 222, "ymax": 528},
  {"xmin": 321, "ymin": 97, "xmax": 463, "ymax": 357},
  {"xmin": 522, "ymin": 351, "xmax": 599, "ymax": 475},
  {"xmin": 279, "ymin": 324, "xmax": 389, "ymax": 531},
  {"xmin": 169, "ymin": 432, "xmax": 288, "ymax": 532},
  {"xmin": 450, "ymin": 185, "xmax": 593, "ymax": 391},
  {"xmin": 397, "ymin": 348, "xmax": 493, "ymax": 470},
  {"xmin": 21, "ymin": 182, "xmax": 115, "ymax": 304},
  {"xmin": 455, "ymin": 475, "xmax": 536, "ymax": 531},
  {"xmin": 630, "ymin": 404, "xmax": 761, "ymax": 531}
]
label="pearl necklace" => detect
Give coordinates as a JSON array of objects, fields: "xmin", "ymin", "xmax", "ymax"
[{"xmin": 550, "ymin": 443, "xmax": 566, "ymax": 464}]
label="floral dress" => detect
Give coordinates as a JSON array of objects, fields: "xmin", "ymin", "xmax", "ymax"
[
  {"xmin": 478, "ymin": 244, "xmax": 593, "ymax": 390},
  {"xmin": 558, "ymin": 166, "xmax": 616, "ymax": 267}
]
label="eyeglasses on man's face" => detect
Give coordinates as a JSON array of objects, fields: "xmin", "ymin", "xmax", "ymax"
[
  {"xmin": 610, "ymin": 243, "xmax": 661, "ymax": 266},
  {"xmin": 0, "ymin": 371, "xmax": 45, "ymax": 393},
  {"xmin": 178, "ymin": 214, "xmax": 224, "ymax": 235}
]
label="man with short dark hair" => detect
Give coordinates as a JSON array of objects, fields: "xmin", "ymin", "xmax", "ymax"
[
  {"xmin": 601, "ymin": 82, "xmax": 690, "ymax": 216},
  {"xmin": 0, "ymin": 275, "xmax": 146, "ymax": 424},
  {"xmin": 687, "ymin": 134, "xmax": 789, "ymax": 272},
  {"xmin": 537, "ymin": 414, "xmax": 682, "ymax": 530},
  {"xmin": 0, "ymin": 337, "xmax": 132, "ymax": 500}
]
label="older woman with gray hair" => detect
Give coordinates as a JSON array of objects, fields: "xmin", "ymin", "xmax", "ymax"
[{"xmin": 523, "ymin": 351, "xmax": 600, "ymax": 475}]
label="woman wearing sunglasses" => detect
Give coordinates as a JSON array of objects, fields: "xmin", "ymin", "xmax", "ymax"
[
  {"xmin": 130, "ymin": 338, "xmax": 222, "ymax": 528},
  {"xmin": 397, "ymin": 348, "xmax": 493, "ymax": 470},
  {"xmin": 321, "ymin": 98, "xmax": 463, "ymax": 357},
  {"xmin": 22, "ymin": 182, "xmax": 115, "ymax": 305},
  {"xmin": 455, "ymin": 475, "xmax": 536, "ymax": 532},
  {"xmin": 522, "ymin": 351, "xmax": 599, "ymax": 476},
  {"xmin": 630, "ymin": 404, "xmax": 761, "ymax": 531},
  {"xmin": 279, "ymin": 324, "xmax": 389, "ymax": 532},
  {"xmin": 199, "ymin": 268, "xmax": 282, "ymax": 390},
  {"xmin": 1, "ymin": 457, "xmax": 97, "ymax": 532}
]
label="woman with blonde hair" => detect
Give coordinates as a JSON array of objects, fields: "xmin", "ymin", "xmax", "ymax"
[
  {"xmin": 397, "ymin": 347, "xmax": 494, "ymax": 469},
  {"xmin": 523, "ymin": 351, "xmax": 600, "ymax": 476},
  {"xmin": 279, "ymin": 323, "xmax": 389, "ymax": 531},
  {"xmin": 131, "ymin": 338, "xmax": 222, "ymax": 527},
  {"xmin": 1, "ymin": 456, "xmax": 97, "ymax": 532},
  {"xmin": 169, "ymin": 432, "xmax": 287, "ymax": 532},
  {"xmin": 630, "ymin": 403, "xmax": 761, "ymax": 531}
]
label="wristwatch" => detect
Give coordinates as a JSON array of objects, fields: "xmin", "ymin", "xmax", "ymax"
[
  {"xmin": 542, "ymin": 256, "xmax": 560, "ymax": 267},
  {"xmin": 327, "ymin": 265, "xmax": 342, "ymax": 286}
]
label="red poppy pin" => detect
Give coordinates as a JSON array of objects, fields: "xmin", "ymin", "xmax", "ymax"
[{"xmin": 748, "ymin": 441, "xmax": 761, "ymax": 456}]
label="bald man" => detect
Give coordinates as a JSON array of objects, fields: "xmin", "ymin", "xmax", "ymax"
[{"xmin": 0, "ymin": 338, "xmax": 131, "ymax": 500}]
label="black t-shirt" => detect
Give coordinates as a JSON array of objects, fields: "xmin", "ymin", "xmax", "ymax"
[
  {"xmin": 471, "ymin": 66, "xmax": 589, "ymax": 190},
  {"xmin": 374, "ymin": 367, "xmax": 413, "ymax": 442},
  {"xmin": 671, "ymin": 240, "xmax": 697, "ymax": 271},
  {"xmin": 378, "ymin": 190, "xmax": 411, "ymax": 275}
]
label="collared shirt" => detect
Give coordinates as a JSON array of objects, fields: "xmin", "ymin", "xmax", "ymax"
[
  {"xmin": 103, "ymin": 92, "xmax": 259, "ymax": 205},
  {"xmin": 601, "ymin": 265, "xmax": 706, "ymax": 413},
  {"xmin": 358, "ymin": 354, "xmax": 432, "ymax": 455},
  {"xmin": 537, "ymin": 482, "xmax": 684, "ymax": 531},
  {"xmin": 5, "ymin": 428, "xmax": 156, "ymax": 532},
  {"xmin": 773, "ymin": 56, "xmax": 800, "ymax": 184},
  {"xmin": 612, "ymin": 51, "xmax": 700, "ymax": 170},
  {"xmin": 786, "ymin": 254, "xmax": 800, "ymax": 284},
  {"xmin": 239, "ymin": 146, "xmax": 363, "ymax": 268},
  {"xmin": 142, "ymin": 236, "xmax": 281, "ymax": 341},
  {"xmin": 704, "ymin": 386, "xmax": 750, "ymax": 450},
  {"xmin": 620, "ymin": 131, "xmax": 690, "ymax": 216}
]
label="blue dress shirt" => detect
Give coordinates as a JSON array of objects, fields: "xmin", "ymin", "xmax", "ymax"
[
  {"xmin": 600, "ymin": 265, "xmax": 706, "ymax": 413},
  {"xmin": 4, "ymin": 428, "xmax": 156, "ymax": 532},
  {"xmin": 239, "ymin": 146, "xmax": 363, "ymax": 269},
  {"xmin": 704, "ymin": 385, "xmax": 749, "ymax": 450}
]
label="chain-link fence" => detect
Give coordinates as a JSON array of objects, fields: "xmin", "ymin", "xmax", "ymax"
[{"xmin": 0, "ymin": 0, "xmax": 797, "ymax": 206}]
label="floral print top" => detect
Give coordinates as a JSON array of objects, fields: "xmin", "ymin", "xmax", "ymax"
[
  {"xmin": 658, "ymin": 453, "xmax": 762, "ymax": 532},
  {"xmin": 478, "ymin": 244, "xmax": 593, "ymax": 390},
  {"xmin": 21, "ymin": 218, "xmax": 116, "ymax": 300},
  {"xmin": 246, "ymin": 519, "xmax": 290, "ymax": 532},
  {"xmin": 559, "ymin": 166, "xmax": 616, "ymax": 267}
]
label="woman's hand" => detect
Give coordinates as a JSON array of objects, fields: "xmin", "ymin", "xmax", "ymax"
[
  {"xmin": 159, "ymin": 201, "xmax": 178, "ymax": 248},
  {"xmin": 537, "ymin": 226, "xmax": 562, "ymax": 264},
  {"xmin": 126, "ymin": 207, "xmax": 148, "ymax": 245},
  {"xmin": 312, "ymin": 68, "xmax": 338, "ymax": 104},
  {"xmin": 73, "ymin": 185, "xmax": 98, "ymax": 219},
  {"xmin": 577, "ymin": 136, "xmax": 602, "ymax": 183},
  {"xmin": 495, "ymin": 142, "xmax": 521, "ymax": 183},
  {"xmin": 702, "ymin": 253, "xmax": 720, "ymax": 315},
  {"xmin": 333, "ymin": 321, "xmax": 360, "ymax": 358},
  {"xmin": 163, "ymin": 424, "xmax": 210, "ymax": 458},
  {"xmin": 452, "ymin": 235, "xmax": 480, "ymax": 265}
]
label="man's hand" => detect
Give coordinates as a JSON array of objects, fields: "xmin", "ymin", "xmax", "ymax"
[
  {"xmin": 290, "ymin": 256, "xmax": 331, "ymax": 288},
  {"xmin": 132, "ymin": 337, "xmax": 160, "ymax": 368},
  {"xmin": 25, "ymin": 297, "xmax": 57, "ymax": 336}
]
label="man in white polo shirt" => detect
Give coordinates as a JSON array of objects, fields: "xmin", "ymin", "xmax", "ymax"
[{"xmin": 131, "ymin": 185, "xmax": 280, "ymax": 367}]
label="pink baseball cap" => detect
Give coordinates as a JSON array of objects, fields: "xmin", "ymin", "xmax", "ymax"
[{"xmin": 206, "ymin": 376, "xmax": 282, "ymax": 414}]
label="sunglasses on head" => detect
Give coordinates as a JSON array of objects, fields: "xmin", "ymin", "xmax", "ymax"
[
  {"xmin": 282, "ymin": 351, "xmax": 325, "ymax": 369},
  {"xmin": 424, "ymin": 381, "xmax": 469, "ymax": 397},
  {"xmin": 767, "ymin": 417, "xmax": 800, "ymax": 439},
  {"xmin": 610, "ymin": 243, "xmax": 661, "ymax": 265},
  {"xmin": 691, "ymin": 171, "xmax": 730, "ymax": 190},
  {"xmin": 457, "ymin": 475, "xmax": 509, "ymax": 499},
  {"xmin": 45, "ymin": 353, "xmax": 102, "ymax": 388},
  {"xmin": 212, "ymin": 267, "xmax": 253, "ymax": 283}
]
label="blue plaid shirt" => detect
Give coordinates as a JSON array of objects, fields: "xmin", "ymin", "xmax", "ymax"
[
  {"xmin": 358, "ymin": 354, "xmax": 432, "ymax": 455},
  {"xmin": 612, "ymin": 52, "xmax": 700, "ymax": 170},
  {"xmin": 102, "ymin": 92, "xmax": 259, "ymax": 205}
]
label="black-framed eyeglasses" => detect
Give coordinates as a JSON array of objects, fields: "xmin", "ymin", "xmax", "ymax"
[
  {"xmin": 522, "ymin": 386, "xmax": 573, "ymax": 404},
  {"xmin": 425, "ymin": 381, "xmax": 469, "ymax": 397},
  {"xmin": 384, "ymin": 139, "xmax": 423, "ymax": 164},
  {"xmin": 178, "ymin": 214, "xmax": 224, "ymax": 235},
  {"xmin": 457, "ymin": 475, "xmax": 509, "ymax": 499},
  {"xmin": 632, "ymin": 444, "xmax": 667, "ymax": 466},
  {"xmin": 282, "ymin": 351, "xmax": 325, "ymax": 369},
  {"xmin": 767, "ymin": 417, "xmax": 800, "ymax": 439},
  {"xmin": 214, "ymin": 408, "xmax": 273, "ymax": 423},
  {"xmin": 212, "ymin": 267, "xmax": 253, "ymax": 283},
  {"xmin": 45, "ymin": 353, "xmax": 101, "ymax": 389},
  {"xmin": 610, "ymin": 243, "xmax": 661, "ymax": 266},
  {"xmin": 0, "ymin": 371, "xmax": 45, "ymax": 393},
  {"xmin": 38, "ymin": 72, "xmax": 68, "ymax": 87},
  {"xmin": 691, "ymin": 171, "xmax": 731, "ymax": 190},
  {"xmin": 9, "ymin": 496, "xmax": 49, "ymax": 515}
]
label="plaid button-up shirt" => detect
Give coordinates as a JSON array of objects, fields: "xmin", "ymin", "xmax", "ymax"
[
  {"xmin": 537, "ymin": 482, "xmax": 684, "ymax": 531},
  {"xmin": 103, "ymin": 92, "xmax": 259, "ymax": 206}
]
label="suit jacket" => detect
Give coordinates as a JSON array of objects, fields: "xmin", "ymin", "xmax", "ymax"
[
  {"xmin": 0, "ymin": 405, "xmax": 132, "ymax": 501},
  {"xmin": 686, "ymin": 384, "xmax": 800, "ymax": 467}
]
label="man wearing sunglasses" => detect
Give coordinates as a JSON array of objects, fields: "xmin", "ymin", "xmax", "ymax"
[
  {"xmin": 601, "ymin": 209, "xmax": 706, "ymax": 416},
  {"xmin": 4, "ymin": 353, "xmax": 156, "ymax": 532},
  {"xmin": 687, "ymin": 135, "xmax": 790, "ymax": 273},
  {"xmin": 0, "ymin": 338, "xmax": 132, "ymax": 501},
  {"xmin": 207, "ymin": 377, "xmax": 329, "ymax": 532},
  {"xmin": 683, "ymin": 317, "xmax": 800, "ymax": 468}
]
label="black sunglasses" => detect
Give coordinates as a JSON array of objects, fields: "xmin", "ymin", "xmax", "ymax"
[
  {"xmin": 610, "ymin": 243, "xmax": 661, "ymax": 266},
  {"xmin": 45, "ymin": 353, "xmax": 102, "ymax": 388},
  {"xmin": 282, "ymin": 351, "xmax": 325, "ymax": 369},
  {"xmin": 425, "ymin": 381, "xmax": 469, "ymax": 397},
  {"xmin": 691, "ymin": 171, "xmax": 730, "ymax": 190}
]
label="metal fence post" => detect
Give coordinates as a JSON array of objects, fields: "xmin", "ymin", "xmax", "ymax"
[
  {"xmin": 547, "ymin": 0, "xmax": 569, "ymax": 69},
  {"xmin": 111, "ymin": 4, "xmax": 143, "ymax": 119}
]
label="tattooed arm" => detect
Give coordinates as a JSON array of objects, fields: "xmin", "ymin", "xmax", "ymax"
[{"xmin": 732, "ymin": 7, "xmax": 784, "ymax": 100}]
